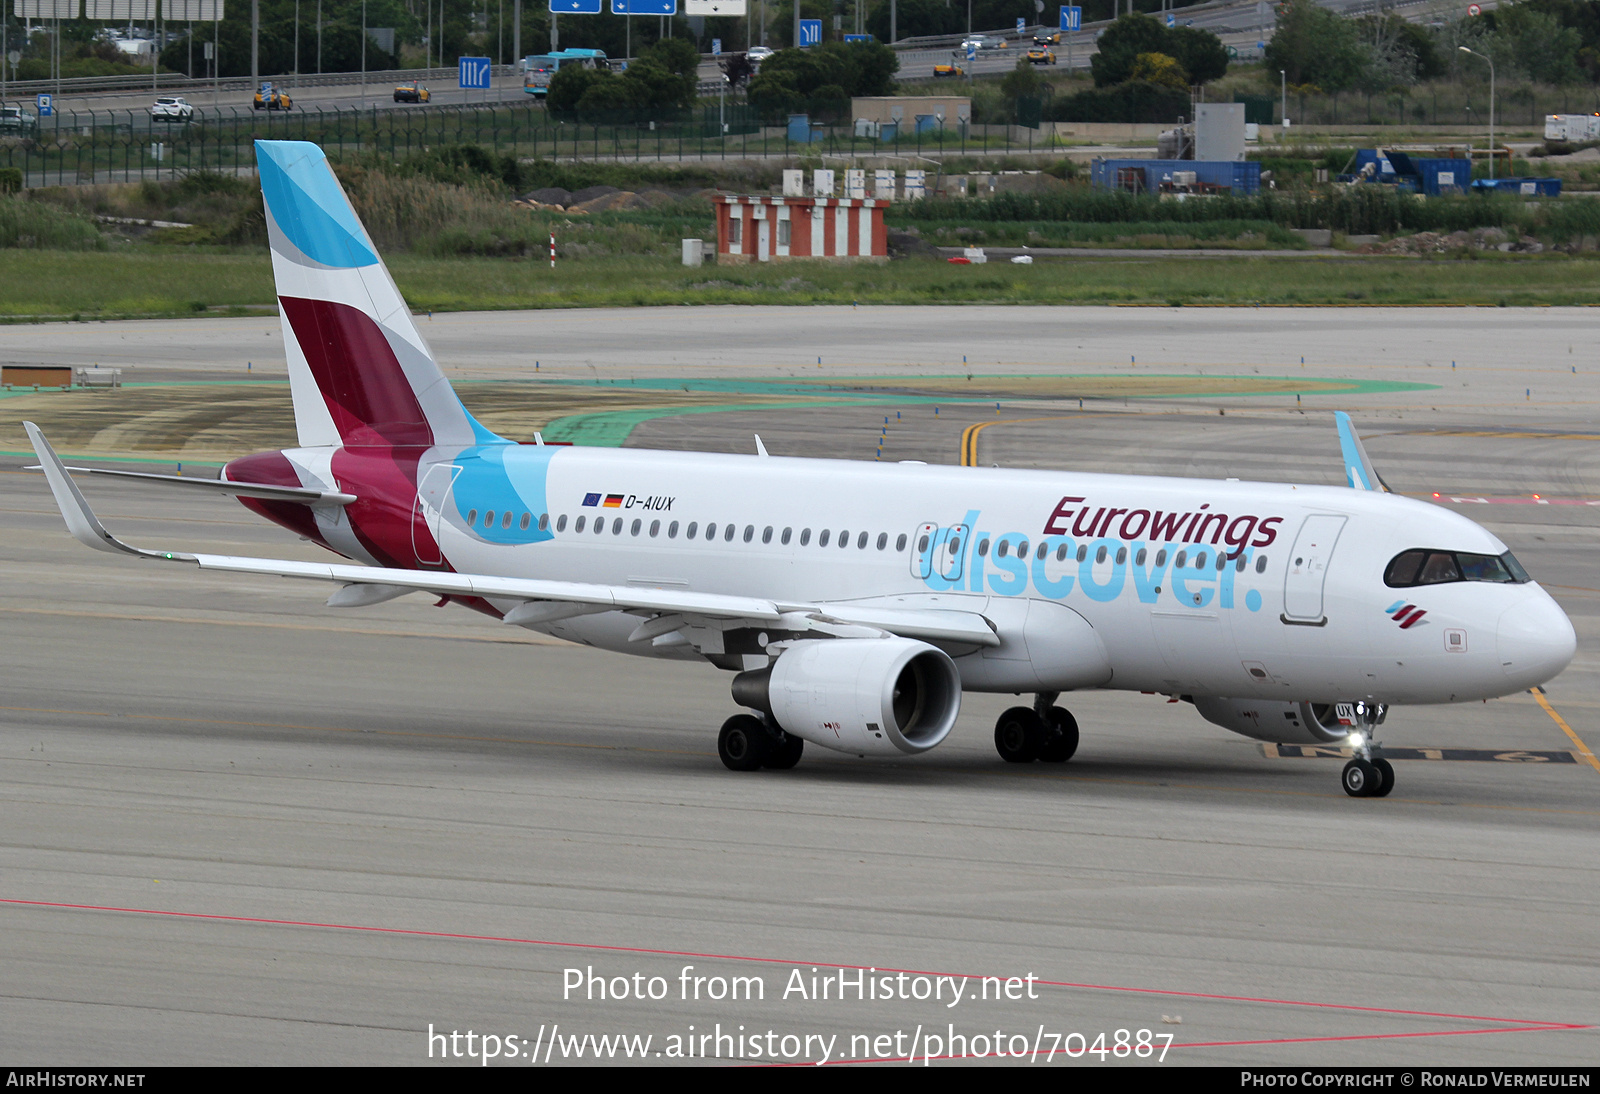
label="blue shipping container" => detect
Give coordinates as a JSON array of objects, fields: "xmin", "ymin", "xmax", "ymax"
[
  {"xmin": 1090, "ymin": 159, "xmax": 1262, "ymax": 196},
  {"xmin": 1471, "ymin": 177, "xmax": 1563, "ymax": 197}
]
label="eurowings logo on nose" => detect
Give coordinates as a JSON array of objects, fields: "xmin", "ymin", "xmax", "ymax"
[{"xmin": 1385, "ymin": 601, "xmax": 1428, "ymax": 629}]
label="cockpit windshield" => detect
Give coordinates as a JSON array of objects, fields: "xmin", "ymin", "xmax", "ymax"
[{"xmin": 1384, "ymin": 549, "xmax": 1530, "ymax": 588}]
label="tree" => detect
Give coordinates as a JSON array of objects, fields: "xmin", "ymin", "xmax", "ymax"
[
  {"xmin": 1089, "ymin": 14, "xmax": 1228, "ymax": 88},
  {"xmin": 547, "ymin": 64, "xmax": 604, "ymax": 118},
  {"xmin": 1496, "ymin": 4, "xmax": 1582, "ymax": 83},
  {"xmin": 1264, "ymin": 0, "xmax": 1366, "ymax": 91},
  {"xmin": 1130, "ymin": 52, "xmax": 1188, "ymax": 90},
  {"xmin": 1000, "ymin": 57, "xmax": 1047, "ymax": 100},
  {"xmin": 1090, "ymin": 14, "xmax": 1168, "ymax": 87},
  {"xmin": 1166, "ymin": 26, "xmax": 1228, "ymax": 85}
]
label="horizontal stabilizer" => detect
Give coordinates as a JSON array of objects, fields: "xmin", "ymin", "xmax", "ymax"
[{"xmin": 28, "ymin": 464, "xmax": 356, "ymax": 505}]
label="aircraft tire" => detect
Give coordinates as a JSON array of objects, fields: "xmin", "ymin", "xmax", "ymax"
[
  {"xmin": 1370, "ymin": 757, "xmax": 1395, "ymax": 798},
  {"xmin": 994, "ymin": 707, "xmax": 1046, "ymax": 763},
  {"xmin": 719, "ymin": 714, "xmax": 770, "ymax": 771},
  {"xmin": 1038, "ymin": 707, "xmax": 1079, "ymax": 763},
  {"xmin": 765, "ymin": 731, "xmax": 805, "ymax": 770},
  {"xmin": 1341, "ymin": 758, "xmax": 1379, "ymax": 797}
]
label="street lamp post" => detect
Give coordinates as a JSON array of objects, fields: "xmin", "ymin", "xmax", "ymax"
[
  {"xmin": 1279, "ymin": 68, "xmax": 1286, "ymax": 128},
  {"xmin": 1459, "ymin": 46, "xmax": 1495, "ymax": 180}
]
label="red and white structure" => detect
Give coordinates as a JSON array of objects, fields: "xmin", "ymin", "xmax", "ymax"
[{"xmin": 712, "ymin": 194, "xmax": 888, "ymax": 264}]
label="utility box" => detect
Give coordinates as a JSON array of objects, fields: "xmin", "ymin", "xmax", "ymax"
[
  {"xmin": 1194, "ymin": 102, "xmax": 1246, "ymax": 162},
  {"xmin": 781, "ymin": 169, "xmax": 804, "ymax": 197},
  {"xmin": 874, "ymin": 169, "xmax": 896, "ymax": 199},
  {"xmin": 681, "ymin": 238, "xmax": 704, "ymax": 267},
  {"xmin": 813, "ymin": 169, "xmax": 835, "ymax": 197},
  {"xmin": 844, "ymin": 169, "xmax": 866, "ymax": 199}
]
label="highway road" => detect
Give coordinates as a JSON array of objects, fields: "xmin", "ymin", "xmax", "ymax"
[{"xmin": 0, "ymin": 305, "xmax": 1596, "ymax": 1065}]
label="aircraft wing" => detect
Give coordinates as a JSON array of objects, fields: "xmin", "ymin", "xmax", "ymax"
[{"xmin": 24, "ymin": 422, "xmax": 999, "ymax": 646}]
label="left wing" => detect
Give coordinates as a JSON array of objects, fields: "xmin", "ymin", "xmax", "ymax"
[{"xmin": 24, "ymin": 422, "xmax": 1000, "ymax": 649}]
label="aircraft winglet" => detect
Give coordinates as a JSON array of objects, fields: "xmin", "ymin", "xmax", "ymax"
[
  {"xmin": 1334, "ymin": 411, "xmax": 1389, "ymax": 492},
  {"xmin": 23, "ymin": 422, "xmax": 196, "ymax": 562}
]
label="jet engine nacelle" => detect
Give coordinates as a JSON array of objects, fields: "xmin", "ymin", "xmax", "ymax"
[
  {"xmin": 1191, "ymin": 696, "xmax": 1355, "ymax": 745},
  {"xmin": 732, "ymin": 638, "xmax": 962, "ymax": 757}
]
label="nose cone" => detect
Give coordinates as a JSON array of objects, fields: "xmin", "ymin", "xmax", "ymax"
[{"xmin": 1497, "ymin": 593, "xmax": 1577, "ymax": 690}]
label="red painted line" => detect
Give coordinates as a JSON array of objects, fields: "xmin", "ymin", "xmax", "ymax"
[
  {"xmin": 1, "ymin": 898, "xmax": 1585, "ymax": 1038},
  {"xmin": 1437, "ymin": 495, "xmax": 1600, "ymax": 507}
]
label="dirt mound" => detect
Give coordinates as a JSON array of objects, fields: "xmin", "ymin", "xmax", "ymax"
[
  {"xmin": 568, "ymin": 184, "xmax": 622, "ymax": 204},
  {"xmin": 522, "ymin": 186, "xmax": 572, "ymax": 206}
]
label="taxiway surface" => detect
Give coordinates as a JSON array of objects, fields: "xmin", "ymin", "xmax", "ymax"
[{"xmin": 1, "ymin": 307, "xmax": 1596, "ymax": 1066}]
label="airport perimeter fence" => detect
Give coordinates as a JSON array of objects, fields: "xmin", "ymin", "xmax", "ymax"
[
  {"xmin": 1273, "ymin": 84, "xmax": 1600, "ymax": 130},
  {"xmin": 1, "ymin": 99, "xmax": 1057, "ymax": 188}
]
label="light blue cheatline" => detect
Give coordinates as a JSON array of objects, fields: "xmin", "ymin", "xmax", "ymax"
[{"xmin": 255, "ymin": 140, "xmax": 379, "ymax": 269}]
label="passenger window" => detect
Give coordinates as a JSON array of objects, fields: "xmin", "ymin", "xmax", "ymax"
[
  {"xmin": 1076, "ymin": 545, "xmax": 1087, "ymax": 562},
  {"xmin": 596, "ymin": 519, "xmax": 605, "ymax": 535},
  {"xmin": 1235, "ymin": 555, "xmax": 1246, "ymax": 572},
  {"xmin": 1058, "ymin": 544, "xmax": 1070, "ymax": 562},
  {"xmin": 1175, "ymin": 550, "xmax": 1186, "ymax": 568},
  {"xmin": 840, "ymin": 531, "xmax": 851, "ymax": 549},
  {"xmin": 630, "ymin": 519, "xmax": 641, "ymax": 536},
  {"xmin": 485, "ymin": 511, "xmax": 495, "ymax": 527},
  {"xmin": 520, "ymin": 513, "xmax": 531, "ymax": 530},
  {"xmin": 650, "ymin": 520, "xmax": 660, "ymax": 537},
  {"xmin": 1036, "ymin": 543, "xmax": 1047, "ymax": 561},
  {"xmin": 743, "ymin": 525, "xmax": 755, "ymax": 543},
  {"xmin": 819, "ymin": 530, "xmax": 831, "ymax": 547},
  {"xmin": 801, "ymin": 529, "xmax": 812, "ymax": 546},
  {"xmin": 876, "ymin": 533, "xmax": 887, "ymax": 550},
  {"xmin": 1116, "ymin": 547, "xmax": 1127, "ymax": 565},
  {"xmin": 1155, "ymin": 549, "xmax": 1167, "ymax": 566},
  {"xmin": 683, "ymin": 522, "xmax": 696, "ymax": 539},
  {"xmin": 978, "ymin": 538, "xmax": 990, "ymax": 557},
  {"xmin": 918, "ymin": 534, "xmax": 930, "ymax": 553},
  {"xmin": 1215, "ymin": 553, "xmax": 1225, "ymax": 571},
  {"xmin": 1095, "ymin": 546, "xmax": 1107, "ymax": 564},
  {"xmin": 1255, "ymin": 554, "xmax": 1267, "ymax": 573},
  {"xmin": 1195, "ymin": 552, "xmax": 1207, "ymax": 569},
  {"xmin": 896, "ymin": 533, "xmax": 906, "ymax": 552},
  {"xmin": 782, "ymin": 527, "xmax": 792, "ymax": 545},
  {"xmin": 557, "ymin": 514, "xmax": 568, "ymax": 532},
  {"xmin": 503, "ymin": 512, "xmax": 513, "ymax": 529},
  {"xmin": 610, "ymin": 518, "xmax": 621, "ymax": 534},
  {"xmin": 668, "ymin": 521, "xmax": 679, "ymax": 538},
  {"xmin": 724, "ymin": 524, "xmax": 736, "ymax": 542},
  {"xmin": 704, "ymin": 522, "xmax": 716, "ymax": 540},
  {"xmin": 857, "ymin": 531, "xmax": 868, "ymax": 549},
  {"xmin": 538, "ymin": 513, "xmax": 549, "ymax": 531},
  {"xmin": 764, "ymin": 527, "xmax": 774, "ymax": 544},
  {"xmin": 1135, "ymin": 548, "xmax": 1146, "ymax": 566},
  {"xmin": 467, "ymin": 509, "xmax": 478, "ymax": 526},
  {"xmin": 996, "ymin": 540, "xmax": 1009, "ymax": 559},
  {"xmin": 1017, "ymin": 539, "xmax": 1028, "ymax": 557}
]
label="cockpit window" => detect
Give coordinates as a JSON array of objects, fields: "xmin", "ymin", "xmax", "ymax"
[{"xmin": 1385, "ymin": 549, "xmax": 1530, "ymax": 588}]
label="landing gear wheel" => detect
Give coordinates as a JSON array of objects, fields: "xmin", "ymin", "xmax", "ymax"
[
  {"xmin": 1038, "ymin": 707, "xmax": 1079, "ymax": 763},
  {"xmin": 994, "ymin": 706, "xmax": 1047, "ymax": 763},
  {"xmin": 764, "ymin": 731, "xmax": 804, "ymax": 770},
  {"xmin": 1370, "ymin": 757, "xmax": 1395, "ymax": 798},
  {"xmin": 1342, "ymin": 758, "xmax": 1379, "ymax": 797},
  {"xmin": 718, "ymin": 714, "xmax": 770, "ymax": 771}
]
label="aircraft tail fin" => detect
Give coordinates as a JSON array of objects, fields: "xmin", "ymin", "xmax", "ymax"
[
  {"xmin": 255, "ymin": 140, "xmax": 499, "ymax": 450},
  {"xmin": 1335, "ymin": 411, "xmax": 1389, "ymax": 492}
]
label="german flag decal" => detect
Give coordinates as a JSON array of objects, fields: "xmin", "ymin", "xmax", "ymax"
[{"xmin": 603, "ymin": 494, "xmax": 624, "ymax": 508}]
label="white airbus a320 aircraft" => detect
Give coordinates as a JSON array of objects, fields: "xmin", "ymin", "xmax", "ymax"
[{"xmin": 26, "ymin": 141, "xmax": 1577, "ymax": 798}]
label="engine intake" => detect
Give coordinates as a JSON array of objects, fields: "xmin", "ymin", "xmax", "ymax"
[
  {"xmin": 1191, "ymin": 696, "xmax": 1355, "ymax": 745},
  {"xmin": 732, "ymin": 638, "xmax": 962, "ymax": 757}
]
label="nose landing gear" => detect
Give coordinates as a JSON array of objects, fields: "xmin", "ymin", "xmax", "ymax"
[{"xmin": 1340, "ymin": 701, "xmax": 1394, "ymax": 798}]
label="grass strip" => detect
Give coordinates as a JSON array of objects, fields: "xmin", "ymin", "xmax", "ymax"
[{"xmin": 6, "ymin": 251, "xmax": 1600, "ymax": 320}]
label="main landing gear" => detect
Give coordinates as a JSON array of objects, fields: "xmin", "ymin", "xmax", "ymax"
[
  {"xmin": 1340, "ymin": 701, "xmax": 1394, "ymax": 798},
  {"xmin": 718, "ymin": 713, "xmax": 804, "ymax": 772},
  {"xmin": 994, "ymin": 693, "xmax": 1079, "ymax": 764}
]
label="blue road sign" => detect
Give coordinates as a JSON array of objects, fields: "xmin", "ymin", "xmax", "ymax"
[
  {"xmin": 1016, "ymin": 17, "xmax": 1025, "ymax": 32},
  {"xmin": 712, "ymin": 38, "xmax": 721, "ymax": 55},
  {"xmin": 843, "ymin": 33, "xmax": 873, "ymax": 43},
  {"xmin": 36, "ymin": 93, "xmax": 51, "ymax": 117},
  {"xmin": 612, "ymin": 0, "xmax": 676, "ymax": 13},
  {"xmin": 458, "ymin": 56, "xmax": 492, "ymax": 90},
  {"xmin": 550, "ymin": 0, "xmax": 602, "ymax": 12},
  {"xmin": 966, "ymin": 42, "xmax": 976, "ymax": 61},
  {"xmin": 799, "ymin": 18, "xmax": 822, "ymax": 46},
  {"xmin": 1059, "ymin": 5, "xmax": 1080, "ymax": 32},
  {"xmin": 1165, "ymin": 12, "xmax": 1174, "ymax": 26}
]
